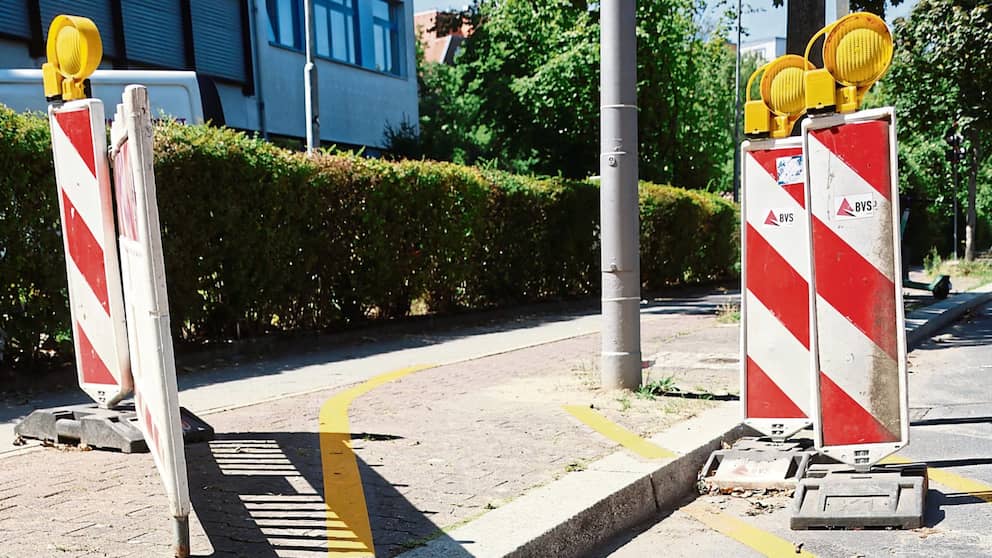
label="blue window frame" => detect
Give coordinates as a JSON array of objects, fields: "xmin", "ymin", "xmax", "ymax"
[
  {"xmin": 266, "ymin": 0, "xmax": 302, "ymax": 50},
  {"xmin": 315, "ymin": 0, "xmax": 358, "ymax": 64},
  {"xmin": 265, "ymin": 0, "xmax": 403, "ymax": 75},
  {"xmin": 371, "ymin": 0, "xmax": 400, "ymax": 75}
]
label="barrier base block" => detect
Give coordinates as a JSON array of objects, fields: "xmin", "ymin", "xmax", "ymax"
[
  {"xmin": 790, "ymin": 462, "xmax": 928, "ymax": 530},
  {"xmin": 14, "ymin": 402, "xmax": 214, "ymax": 453},
  {"xmin": 699, "ymin": 436, "xmax": 816, "ymax": 491}
]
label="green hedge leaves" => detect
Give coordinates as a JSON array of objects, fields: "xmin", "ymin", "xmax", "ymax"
[{"xmin": 0, "ymin": 109, "xmax": 737, "ymax": 373}]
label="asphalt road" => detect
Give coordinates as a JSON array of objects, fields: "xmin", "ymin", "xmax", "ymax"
[{"xmin": 597, "ymin": 302, "xmax": 992, "ymax": 558}]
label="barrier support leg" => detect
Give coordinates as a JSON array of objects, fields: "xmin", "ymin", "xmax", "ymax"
[{"xmin": 173, "ymin": 515, "xmax": 190, "ymax": 558}]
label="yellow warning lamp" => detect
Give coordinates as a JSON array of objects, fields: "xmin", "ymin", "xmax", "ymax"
[
  {"xmin": 804, "ymin": 12, "xmax": 893, "ymax": 114},
  {"xmin": 42, "ymin": 15, "xmax": 102, "ymax": 103},
  {"xmin": 743, "ymin": 55, "xmax": 814, "ymax": 139}
]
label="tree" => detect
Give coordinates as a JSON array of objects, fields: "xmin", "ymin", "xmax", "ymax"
[
  {"xmin": 882, "ymin": 0, "xmax": 992, "ymax": 260},
  {"xmin": 406, "ymin": 0, "xmax": 739, "ymax": 191}
]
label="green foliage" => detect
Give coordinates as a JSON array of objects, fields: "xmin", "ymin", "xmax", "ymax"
[
  {"xmin": 875, "ymin": 0, "xmax": 992, "ymax": 259},
  {"xmin": 0, "ymin": 109, "xmax": 69, "ymax": 370},
  {"xmin": 923, "ymin": 247, "xmax": 943, "ymax": 277},
  {"xmin": 1, "ymin": 110, "xmax": 738, "ymax": 375},
  {"xmin": 407, "ymin": 0, "xmax": 738, "ymax": 191}
]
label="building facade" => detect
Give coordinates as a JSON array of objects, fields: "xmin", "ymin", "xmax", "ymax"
[
  {"xmin": 740, "ymin": 37, "xmax": 786, "ymax": 63},
  {"xmin": 0, "ymin": 0, "xmax": 418, "ymax": 150}
]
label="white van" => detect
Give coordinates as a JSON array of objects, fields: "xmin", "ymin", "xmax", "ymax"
[{"xmin": 0, "ymin": 69, "xmax": 223, "ymax": 125}]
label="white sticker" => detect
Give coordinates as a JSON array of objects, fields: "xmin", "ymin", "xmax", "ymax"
[
  {"xmin": 776, "ymin": 155, "xmax": 804, "ymax": 185},
  {"xmin": 833, "ymin": 192, "xmax": 878, "ymax": 220},
  {"xmin": 762, "ymin": 208, "xmax": 798, "ymax": 228}
]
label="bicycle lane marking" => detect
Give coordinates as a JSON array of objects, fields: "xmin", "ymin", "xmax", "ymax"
[
  {"xmin": 562, "ymin": 405, "xmax": 676, "ymax": 459},
  {"xmin": 883, "ymin": 455, "xmax": 992, "ymax": 504},
  {"xmin": 681, "ymin": 500, "xmax": 818, "ymax": 558},
  {"xmin": 318, "ymin": 364, "xmax": 435, "ymax": 556}
]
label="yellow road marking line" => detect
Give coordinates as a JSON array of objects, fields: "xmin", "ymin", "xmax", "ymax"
[
  {"xmin": 562, "ymin": 405, "xmax": 676, "ymax": 459},
  {"xmin": 682, "ymin": 500, "xmax": 818, "ymax": 557},
  {"xmin": 319, "ymin": 364, "xmax": 435, "ymax": 556},
  {"xmin": 881, "ymin": 455, "xmax": 992, "ymax": 503}
]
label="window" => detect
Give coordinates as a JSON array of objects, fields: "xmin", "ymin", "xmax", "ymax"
[
  {"xmin": 265, "ymin": 0, "xmax": 402, "ymax": 75},
  {"xmin": 266, "ymin": 0, "xmax": 301, "ymax": 50},
  {"xmin": 315, "ymin": 0, "xmax": 357, "ymax": 64},
  {"xmin": 372, "ymin": 0, "xmax": 400, "ymax": 75}
]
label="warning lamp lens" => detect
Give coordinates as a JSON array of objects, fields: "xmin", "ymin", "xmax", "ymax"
[
  {"xmin": 769, "ymin": 66, "xmax": 806, "ymax": 116},
  {"xmin": 55, "ymin": 26, "xmax": 83, "ymax": 75},
  {"xmin": 760, "ymin": 55, "xmax": 814, "ymax": 117},
  {"xmin": 822, "ymin": 13, "xmax": 893, "ymax": 87}
]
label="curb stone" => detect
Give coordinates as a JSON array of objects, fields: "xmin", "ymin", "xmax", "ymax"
[
  {"xmin": 398, "ymin": 403, "xmax": 750, "ymax": 558},
  {"xmin": 904, "ymin": 282, "xmax": 992, "ymax": 349},
  {"xmin": 402, "ymin": 283, "xmax": 992, "ymax": 558}
]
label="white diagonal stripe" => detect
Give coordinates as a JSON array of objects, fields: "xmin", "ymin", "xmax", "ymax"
[
  {"xmin": 66, "ymin": 255, "xmax": 126, "ymax": 386},
  {"xmin": 50, "ymin": 112, "xmax": 107, "ymax": 249},
  {"xmin": 745, "ymin": 291, "xmax": 811, "ymax": 416},
  {"xmin": 743, "ymin": 152, "xmax": 811, "ymax": 281},
  {"xmin": 815, "ymin": 293, "xmax": 898, "ymax": 417},
  {"xmin": 805, "ymin": 132, "xmax": 895, "ymax": 282}
]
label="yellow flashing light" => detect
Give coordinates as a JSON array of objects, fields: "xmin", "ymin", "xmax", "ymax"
[
  {"xmin": 743, "ymin": 55, "xmax": 814, "ymax": 139},
  {"xmin": 804, "ymin": 12, "xmax": 893, "ymax": 114},
  {"xmin": 42, "ymin": 15, "xmax": 102, "ymax": 102}
]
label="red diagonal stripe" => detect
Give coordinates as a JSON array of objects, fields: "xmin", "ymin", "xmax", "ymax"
[
  {"xmin": 61, "ymin": 191, "xmax": 110, "ymax": 316},
  {"xmin": 54, "ymin": 108, "xmax": 97, "ymax": 178},
  {"xmin": 812, "ymin": 216, "xmax": 898, "ymax": 360},
  {"xmin": 820, "ymin": 371, "xmax": 898, "ymax": 445},
  {"xmin": 811, "ymin": 121, "xmax": 891, "ymax": 201},
  {"xmin": 781, "ymin": 183, "xmax": 805, "ymax": 209},
  {"xmin": 745, "ymin": 224, "xmax": 809, "ymax": 348},
  {"xmin": 746, "ymin": 356, "xmax": 806, "ymax": 419},
  {"xmin": 75, "ymin": 323, "xmax": 117, "ymax": 385}
]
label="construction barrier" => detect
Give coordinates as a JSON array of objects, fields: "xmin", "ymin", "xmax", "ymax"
[
  {"xmin": 740, "ymin": 137, "xmax": 812, "ymax": 440},
  {"xmin": 48, "ymin": 99, "xmax": 133, "ymax": 408},
  {"xmin": 802, "ymin": 107, "xmax": 909, "ymax": 468},
  {"xmin": 110, "ymin": 85, "xmax": 192, "ymax": 556}
]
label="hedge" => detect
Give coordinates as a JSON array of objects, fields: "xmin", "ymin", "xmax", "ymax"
[{"xmin": 0, "ymin": 107, "xmax": 737, "ymax": 374}]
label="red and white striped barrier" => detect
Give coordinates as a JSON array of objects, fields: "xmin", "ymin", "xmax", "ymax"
[
  {"xmin": 49, "ymin": 100, "xmax": 132, "ymax": 407},
  {"xmin": 740, "ymin": 137, "xmax": 812, "ymax": 439},
  {"xmin": 111, "ymin": 85, "xmax": 191, "ymax": 548},
  {"xmin": 802, "ymin": 107, "xmax": 908, "ymax": 467}
]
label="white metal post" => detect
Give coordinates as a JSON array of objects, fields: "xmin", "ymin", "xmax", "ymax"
[
  {"xmin": 600, "ymin": 0, "xmax": 641, "ymax": 390},
  {"xmin": 304, "ymin": 0, "xmax": 319, "ymax": 154}
]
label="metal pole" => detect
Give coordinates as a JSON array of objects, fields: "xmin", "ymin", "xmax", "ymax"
[
  {"xmin": 732, "ymin": 0, "xmax": 742, "ymax": 203},
  {"xmin": 953, "ymin": 153, "xmax": 959, "ymax": 260},
  {"xmin": 600, "ymin": 0, "xmax": 641, "ymax": 390},
  {"xmin": 303, "ymin": 0, "xmax": 319, "ymax": 154}
]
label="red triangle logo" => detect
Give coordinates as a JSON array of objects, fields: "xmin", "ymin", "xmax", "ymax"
[
  {"xmin": 820, "ymin": 372, "xmax": 899, "ymax": 445},
  {"xmin": 54, "ymin": 108, "xmax": 97, "ymax": 178},
  {"xmin": 764, "ymin": 210, "xmax": 779, "ymax": 226},
  {"xmin": 837, "ymin": 197, "xmax": 855, "ymax": 217},
  {"xmin": 746, "ymin": 357, "xmax": 806, "ymax": 419}
]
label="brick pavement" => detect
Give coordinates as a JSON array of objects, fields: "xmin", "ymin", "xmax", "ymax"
[{"xmin": 0, "ymin": 310, "xmax": 738, "ymax": 557}]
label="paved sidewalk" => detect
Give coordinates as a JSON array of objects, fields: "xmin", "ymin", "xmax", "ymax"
[{"xmin": 0, "ymin": 295, "xmax": 739, "ymax": 557}]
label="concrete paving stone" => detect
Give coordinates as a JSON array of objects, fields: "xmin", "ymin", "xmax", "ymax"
[{"xmin": 0, "ymin": 303, "xmax": 736, "ymax": 557}]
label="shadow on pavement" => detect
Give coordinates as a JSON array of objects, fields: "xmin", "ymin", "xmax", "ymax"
[
  {"xmin": 915, "ymin": 305, "xmax": 992, "ymax": 351},
  {"xmin": 924, "ymin": 489, "xmax": 948, "ymax": 526},
  {"xmin": 912, "ymin": 416, "xmax": 992, "ymax": 427},
  {"xmin": 187, "ymin": 431, "xmax": 473, "ymax": 557}
]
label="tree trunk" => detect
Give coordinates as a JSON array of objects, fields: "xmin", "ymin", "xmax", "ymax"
[
  {"xmin": 965, "ymin": 130, "xmax": 979, "ymax": 261},
  {"xmin": 786, "ymin": 0, "xmax": 826, "ymax": 67}
]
